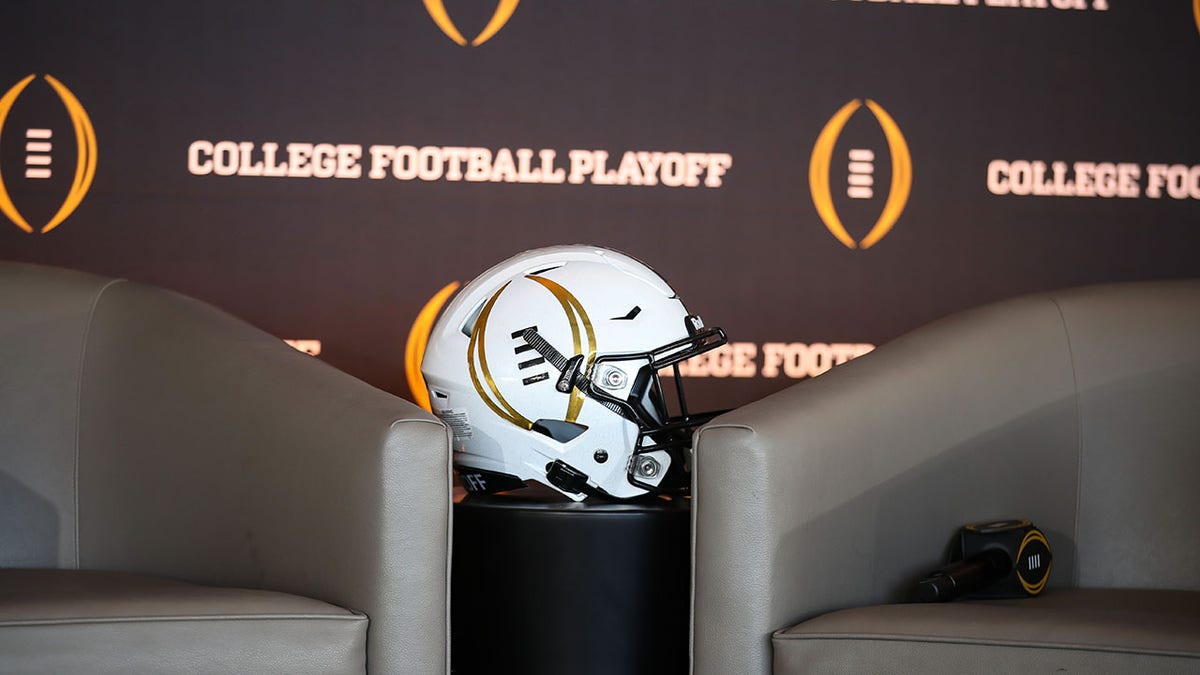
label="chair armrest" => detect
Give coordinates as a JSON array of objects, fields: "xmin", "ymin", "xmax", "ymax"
[{"xmin": 75, "ymin": 280, "xmax": 451, "ymax": 675}]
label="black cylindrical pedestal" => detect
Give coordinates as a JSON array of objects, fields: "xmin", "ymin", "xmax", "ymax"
[{"xmin": 451, "ymin": 489, "xmax": 691, "ymax": 675}]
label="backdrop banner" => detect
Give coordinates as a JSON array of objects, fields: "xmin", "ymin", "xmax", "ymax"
[{"xmin": 2, "ymin": 1, "xmax": 1198, "ymax": 413}]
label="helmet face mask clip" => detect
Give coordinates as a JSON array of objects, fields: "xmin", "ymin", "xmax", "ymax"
[{"xmin": 421, "ymin": 245, "xmax": 728, "ymax": 502}]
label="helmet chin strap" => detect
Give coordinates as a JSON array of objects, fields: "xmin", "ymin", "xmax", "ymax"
[{"xmin": 546, "ymin": 458, "xmax": 675, "ymax": 503}]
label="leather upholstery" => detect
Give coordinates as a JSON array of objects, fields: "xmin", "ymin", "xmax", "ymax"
[
  {"xmin": 0, "ymin": 264, "xmax": 113, "ymax": 569},
  {"xmin": 690, "ymin": 280, "xmax": 1200, "ymax": 675},
  {"xmin": 0, "ymin": 569, "xmax": 367, "ymax": 675},
  {"xmin": 0, "ymin": 262, "xmax": 453, "ymax": 674},
  {"xmin": 774, "ymin": 589, "xmax": 1200, "ymax": 674}
]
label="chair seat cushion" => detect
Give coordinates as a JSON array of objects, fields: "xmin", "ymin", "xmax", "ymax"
[
  {"xmin": 773, "ymin": 588, "xmax": 1200, "ymax": 674},
  {"xmin": 0, "ymin": 569, "xmax": 367, "ymax": 675}
]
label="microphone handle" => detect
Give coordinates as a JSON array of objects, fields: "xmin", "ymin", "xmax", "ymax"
[{"xmin": 918, "ymin": 548, "xmax": 1011, "ymax": 602}]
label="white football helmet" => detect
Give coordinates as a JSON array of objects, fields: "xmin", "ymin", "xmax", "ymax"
[{"xmin": 421, "ymin": 245, "xmax": 726, "ymax": 501}]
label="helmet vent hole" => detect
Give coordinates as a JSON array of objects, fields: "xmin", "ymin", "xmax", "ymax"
[{"xmin": 460, "ymin": 301, "xmax": 486, "ymax": 337}]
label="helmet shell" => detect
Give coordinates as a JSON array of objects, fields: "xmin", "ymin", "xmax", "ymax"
[{"xmin": 422, "ymin": 245, "xmax": 694, "ymax": 500}]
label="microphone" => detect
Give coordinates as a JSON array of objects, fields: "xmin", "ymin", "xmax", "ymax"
[
  {"xmin": 918, "ymin": 548, "xmax": 1011, "ymax": 602},
  {"xmin": 917, "ymin": 520, "xmax": 1052, "ymax": 602}
]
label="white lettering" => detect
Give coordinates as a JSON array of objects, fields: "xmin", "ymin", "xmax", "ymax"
[
  {"xmin": 637, "ymin": 152, "xmax": 663, "ymax": 186},
  {"xmin": 283, "ymin": 339, "xmax": 322, "ymax": 356},
  {"xmin": 189, "ymin": 141, "xmax": 734, "ymax": 189},
  {"xmin": 262, "ymin": 142, "xmax": 288, "ymax": 177},
  {"xmin": 540, "ymin": 149, "xmax": 566, "ymax": 183},
  {"xmin": 443, "ymin": 147, "xmax": 469, "ymax": 181},
  {"xmin": 665, "ymin": 342, "xmax": 873, "ymax": 379},
  {"xmin": 986, "ymin": 159, "xmax": 1009, "ymax": 195},
  {"xmin": 660, "ymin": 152, "xmax": 686, "ymax": 187},
  {"xmin": 417, "ymin": 146, "xmax": 443, "ymax": 181},
  {"xmin": 567, "ymin": 150, "xmax": 595, "ymax": 184},
  {"xmin": 394, "ymin": 146, "xmax": 420, "ymax": 180},
  {"xmin": 988, "ymin": 158, "xmax": 1150, "ymax": 199},
  {"xmin": 237, "ymin": 141, "xmax": 263, "ymax": 176},
  {"xmin": 705, "ymin": 153, "xmax": 732, "ymax": 187},
  {"xmin": 466, "ymin": 148, "xmax": 492, "ymax": 182},
  {"xmin": 368, "ymin": 145, "xmax": 394, "ymax": 179},
  {"xmin": 675, "ymin": 343, "xmax": 758, "ymax": 378},
  {"xmin": 837, "ymin": 0, "xmax": 1105, "ymax": 9},
  {"xmin": 1146, "ymin": 164, "xmax": 1200, "ymax": 200},
  {"xmin": 590, "ymin": 151, "xmax": 616, "ymax": 185},
  {"xmin": 213, "ymin": 141, "xmax": 239, "ymax": 176},
  {"xmin": 615, "ymin": 151, "xmax": 645, "ymax": 186},
  {"xmin": 286, "ymin": 143, "xmax": 313, "ymax": 178},
  {"xmin": 311, "ymin": 143, "xmax": 338, "ymax": 179},
  {"xmin": 187, "ymin": 140, "xmax": 213, "ymax": 175},
  {"xmin": 491, "ymin": 148, "xmax": 517, "ymax": 182},
  {"xmin": 761, "ymin": 342, "xmax": 875, "ymax": 379}
]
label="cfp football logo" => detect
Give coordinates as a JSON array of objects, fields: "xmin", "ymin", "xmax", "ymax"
[
  {"xmin": 809, "ymin": 99, "xmax": 912, "ymax": 250},
  {"xmin": 403, "ymin": 275, "xmax": 595, "ymax": 429},
  {"xmin": 423, "ymin": 0, "xmax": 520, "ymax": 46},
  {"xmin": 467, "ymin": 276, "xmax": 596, "ymax": 429},
  {"xmin": 0, "ymin": 74, "xmax": 97, "ymax": 234},
  {"xmin": 1017, "ymin": 528, "xmax": 1052, "ymax": 595}
]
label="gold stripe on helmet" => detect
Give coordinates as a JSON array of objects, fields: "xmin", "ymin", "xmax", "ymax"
[
  {"xmin": 468, "ymin": 283, "xmax": 533, "ymax": 429},
  {"xmin": 526, "ymin": 274, "xmax": 596, "ymax": 423}
]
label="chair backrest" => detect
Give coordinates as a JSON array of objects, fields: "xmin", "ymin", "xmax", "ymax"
[
  {"xmin": 1, "ymin": 262, "xmax": 118, "ymax": 568},
  {"xmin": 1056, "ymin": 282, "xmax": 1200, "ymax": 589}
]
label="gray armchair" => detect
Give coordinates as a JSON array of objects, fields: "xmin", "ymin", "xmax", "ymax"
[
  {"xmin": 0, "ymin": 261, "xmax": 452, "ymax": 674},
  {"xmin": 691, "ymin": 280, "xmax": 1200, "ymax": 674}
]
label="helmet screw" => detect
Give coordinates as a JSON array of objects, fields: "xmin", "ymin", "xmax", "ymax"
[
  {"xmin": 600, "ymin": 368, "xmax": 627, "ymax": 390},
  {"xmin": 635, "ymin": 457, "xmax": 660, "ymax": 479},
  {"xmin": 594, "ymin": 449, "xmax": 609, "ymax": 464}
]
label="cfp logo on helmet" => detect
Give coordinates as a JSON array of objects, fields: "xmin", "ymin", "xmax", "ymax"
[
  {"xmin": 0, "ymin": 75, "xmax": 97, "ymax": 234},
  {"xmin": 808, "ymin": 99, "xmax": 912, "ymax": 250},
  {"xmin": 423, "ymin": 0, "xmax": 520, "ymax": 46},
  {"xmin": 403, "ymin": 274, "xmax": 596, "ymax": 429},
  {"xmin": 467, "ymin": 276, "xmax": 597, "ymax": 430}
]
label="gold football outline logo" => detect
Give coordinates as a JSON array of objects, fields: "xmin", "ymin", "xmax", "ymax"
[
  {"xmin": 466, "ymin": 275, "xmax": 596, "ymax": 429},
  {"xmin": 403, "ymin": 275, "xmax": 596, "ymax": 425},
  {"xmin": 405, "ymin": 280, "xmax": 462, "ymax": 411},
  {"xmin": 809, "ymin": 99, "xmax": 912, "ymax": 250},
  {"xmin": 1016, "ymin": 528, "xmax": 1052, "ymax": 595},
  {"xmin": 423, "ymin": 0, "xmax": 520, "ymax": 46},
  {"xmin": 0, "ymin": 74, "xmax": 97, "ymax": 234}
]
